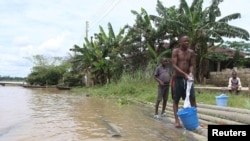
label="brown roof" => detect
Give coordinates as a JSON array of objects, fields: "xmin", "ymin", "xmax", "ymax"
[{"xmin": 208, "ymin": 47, "xmax": 246, "ymax": 58}]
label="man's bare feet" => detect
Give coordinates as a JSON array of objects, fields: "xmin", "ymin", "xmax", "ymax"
[{"xmin": 175, "ymin": 123, "xmax": 182, "ymax": 128}]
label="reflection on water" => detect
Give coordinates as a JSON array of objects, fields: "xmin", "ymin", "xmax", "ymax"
[{"xmin": 0, "ymin": 86, "xmax": 192, "ymax": 141}]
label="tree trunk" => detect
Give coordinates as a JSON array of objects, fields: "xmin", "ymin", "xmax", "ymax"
[{"xmin": 217, "ymin": 61, "xmax": 221, "ymax": 72}]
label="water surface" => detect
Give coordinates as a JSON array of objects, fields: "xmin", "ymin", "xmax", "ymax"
[{"xmin": 0, "ymin": 85, "xmax": 192, "ymax": 141}]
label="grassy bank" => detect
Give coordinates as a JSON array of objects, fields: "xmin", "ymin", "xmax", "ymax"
[{"xmin": 73, "ymin": 73, "xmax": 250, "ymax": 110}]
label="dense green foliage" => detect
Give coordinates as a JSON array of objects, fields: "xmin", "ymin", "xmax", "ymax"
[
  {"xmin": 24, "ymin": 0, "xmax": 250, "ymax": 87},
  {"xmin": 70, "ymin": 0, "xmax": 249, "ymax": 87},
  {"xmin": 25, "ymin": 55, "xmax": 77, "ymax": 86},
  {"xmin": 0, "ymin": 76, "xmax": 24, "ymax": 81}
]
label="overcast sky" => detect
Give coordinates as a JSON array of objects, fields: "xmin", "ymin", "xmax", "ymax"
[{"xmin": 0, "ymin": 0, "xmax": 249, "ymax": 77}]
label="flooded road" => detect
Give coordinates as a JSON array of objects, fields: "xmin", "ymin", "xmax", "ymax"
[{"xmin": 0, "ymin": 85, "xmax": 192, "ymax": 141}]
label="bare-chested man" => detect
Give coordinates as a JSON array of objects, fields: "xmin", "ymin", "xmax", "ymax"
[{"xmin": 171, "ymin": 35, "xmax": 197, "ymax": 128}]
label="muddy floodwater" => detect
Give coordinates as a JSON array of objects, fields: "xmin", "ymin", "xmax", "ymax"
[{"xmin": 0, "ymin": 85, "xmax": 194, "ymax": 141}]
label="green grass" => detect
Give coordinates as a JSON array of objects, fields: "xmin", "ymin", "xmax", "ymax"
[
  {"xmin": 72, "ymin": 72, "xmax": 250, "ymax": 110},
  {"xmin": 196, "ymin": 91, "xmax": 250, "ymax": 108}
]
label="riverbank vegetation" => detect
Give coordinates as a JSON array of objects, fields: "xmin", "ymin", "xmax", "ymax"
[
  {"xmin": 73, "ymin": 70, "xmax": 250, "ymax": 110},
  {"xmin": 22, "ymin": 0, "xmax": 250, "ymax": 110},
  {"xmin": 0, "ymin": 76, "xmax": 25, "ymax": 81},
  {"xmin": 24, "ymin": 0, "xmax": 249, "ymax": 88}
]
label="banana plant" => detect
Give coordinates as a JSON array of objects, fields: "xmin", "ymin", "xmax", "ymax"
[{"xmin": 70, "ymin": 22, "xmax": 127, "ymax": 85}]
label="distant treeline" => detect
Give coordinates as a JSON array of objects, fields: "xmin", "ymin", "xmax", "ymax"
[{"xmin": 0, "ymin": 76, "xmax": 25, "ymax": 81}]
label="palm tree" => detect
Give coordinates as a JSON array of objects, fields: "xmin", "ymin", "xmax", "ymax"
[
  {"xmin": 124, "ymin": 7, "xmax": 173, "ymax": 72},
  {"xmin": 94, "ymin": 22, "xmax": 128, "ymax": 83},
  {"xmin": 125, "ymin": 8, "xmax": 157, "ymax": 66},
  {"xmin": 151, "ymin": 0, "xmax": 249, "ymax": 82},
  {"xmin": 178, "ymin": 0, "xmax": 249, "ymax": 82},
  {"xmin": 70, "ymin": 22, "xmax": 127, "ymax": 85},
  {"xmin": 150, "ymin": 0, "xmax": 184, "ymax": 49}
]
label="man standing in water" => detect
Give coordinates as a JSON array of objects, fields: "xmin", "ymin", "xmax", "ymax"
[
  {"xmin": 171, "ymin": 35, "xmax": 197, "ymax": 128},
  {"xmin": 153, "ymin": 57, "xmax": 171, "ymax": 119}
]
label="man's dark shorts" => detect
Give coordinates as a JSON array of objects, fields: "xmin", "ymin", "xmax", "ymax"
[{"xmin": 171, "ymin": 76, "xmax": 195, "ymax": 103}]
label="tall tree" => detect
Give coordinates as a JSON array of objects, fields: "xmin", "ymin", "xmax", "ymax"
[
  {"xmin": 123, "ymin": 8, "xmax": 157, "ymax": 69},
  {"xmin": 25, "ymin": 55, "xmax": 69, "ymax": 86},
  {"xmin": 124, "ymin": 7, "xmax": 173, "ymax": 73},
  {"xmin": 155, "ymin": 0, "xmax": 249, "ymax": 82},
  {"xmin": 70, "ymin": 23, "xmax": 126, "ymax": 85}
]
